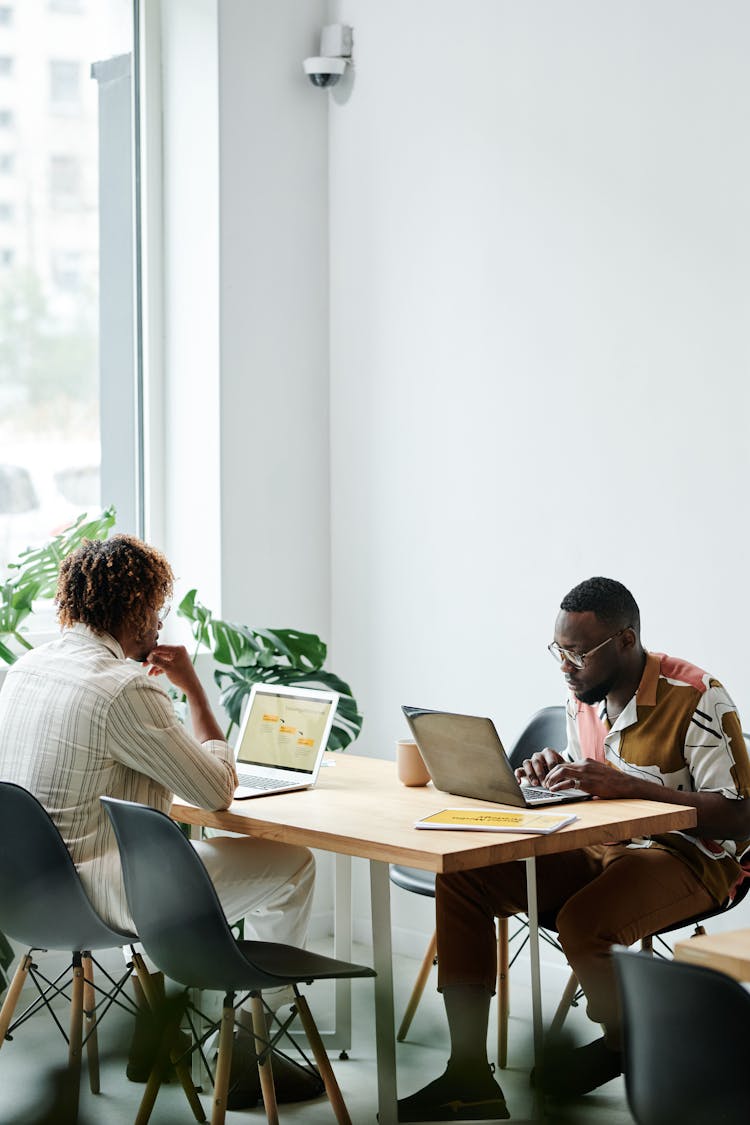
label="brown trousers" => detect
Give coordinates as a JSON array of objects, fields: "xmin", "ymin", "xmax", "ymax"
[{"xmin": 435, "ymin": 843, "xmax": 715, "ymax": 1046}]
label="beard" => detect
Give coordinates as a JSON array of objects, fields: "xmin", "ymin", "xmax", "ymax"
[{"xmin": 574, "ymin": 672, "xmax": 617, "ymax": 706}]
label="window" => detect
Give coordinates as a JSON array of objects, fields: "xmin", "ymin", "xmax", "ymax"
[
  {"xmin": 49, "ymin": 60, "xmax": 81, "ymax": 112},
  {"xmin": 49, "ymin": 154, "xmax": 80, "ymax": 204},
  {"xmin": 52, "ymin": 250, "xmax": 82, "ymax": 291},
  {"xmin": 0, "ymin": 4, "xmax": 136, "ymax": 578}
]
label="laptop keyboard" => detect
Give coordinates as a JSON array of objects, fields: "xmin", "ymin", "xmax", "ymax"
[
  {"xmin": 524, "ymin": 786, "xmax": 561, "ymax": 802},
  {"xmin": 237, "ymin": 773, "xmax": 288, "ymax": 791}
]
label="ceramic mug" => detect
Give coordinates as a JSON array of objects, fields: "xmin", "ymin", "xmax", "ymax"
[{"xmin": 396, "ymin": 738, "xmax": 431, "ymax": 786}]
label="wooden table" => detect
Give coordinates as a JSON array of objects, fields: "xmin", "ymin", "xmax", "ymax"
[
  {"xmin": 674, "ymin": 927, "xmax": 750, "ymax": 981},
  {"xmin": 172, "ymin": 752, "xmax": 696, "ymax": 1125}
]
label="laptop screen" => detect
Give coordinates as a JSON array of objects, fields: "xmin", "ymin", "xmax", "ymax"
[{"xmin": 235, "ymin": 686, "xmax": 337, "ymax": 775}]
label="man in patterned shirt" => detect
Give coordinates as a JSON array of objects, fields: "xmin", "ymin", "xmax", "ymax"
[
  {"xmin": 399, "ymin": 576, "xmax": 750, "ymax": 1123},
  {"xmin": 0, "ymin": 534, "xmax": 317, "ymax": 1103}
]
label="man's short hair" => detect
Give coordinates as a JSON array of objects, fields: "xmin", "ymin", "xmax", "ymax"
[
  {"xmin": 56, "ymin": 534, "xmax": 174, "ymax": 639},
  {"xmin": 560, "ymin": 577, "xmax": 640, "ymax": 633}
]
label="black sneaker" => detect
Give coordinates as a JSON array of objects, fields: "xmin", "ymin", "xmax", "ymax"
[
  {"xmin": 225, "ymin": 1031, "xmax": 325, "ymax": 1110},
  {"xmin": 397, "ymin": 1065, "xmax": 510, "ymax": 1122},
  {"xmin": 126, "ymin": 1011, "xmax": 191, "ymax": 1084},
  {"xmin": 536, "ymin": 1037, "xmax": 622, "ymax": 1099}
]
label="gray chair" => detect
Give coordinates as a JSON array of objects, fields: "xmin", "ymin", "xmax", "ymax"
[
  {"xmin": 0, "ymin": 781, "xmax": 203, "ymax": 1123},
  {"xmin": 390, "ymin": 705, "xmax": 567, "ymax": 1067},
  {"xmin": 613, "ymin": 949, "xmax": 750, "ymax": 1124},
  {"xmin": 101, "ymin": 795, "xmax": 376, "ymax": 1125}
]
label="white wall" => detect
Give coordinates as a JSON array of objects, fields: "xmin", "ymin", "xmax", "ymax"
[
  {"xmin": 329, "ymin": 0, "xmax": 750, "ymax": 773},
  {"xmin": 217, "ymin": 0, "xmax": 331, "ymax": 632}
]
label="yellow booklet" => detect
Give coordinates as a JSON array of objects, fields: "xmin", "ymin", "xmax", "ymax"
[{"xmin": 415, "ymin": 808, "xmax": 578, "ymax": 834}]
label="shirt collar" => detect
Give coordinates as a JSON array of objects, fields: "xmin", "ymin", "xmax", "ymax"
[
  {"xmin": 635, "ymin": 651, "xmax": 660, "ymax": 707},
  {"xmin": 597, "ymin": 650, "xmax": 659, "ymax": 734},
  {"xmin": 66, "ymin": 622, "xmax": 125, "ymax": 661}
]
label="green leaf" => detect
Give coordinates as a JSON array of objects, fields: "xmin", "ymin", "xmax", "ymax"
[{"xmin": 252, "ymin": 628, "xmax": 326, "ymax": 670}]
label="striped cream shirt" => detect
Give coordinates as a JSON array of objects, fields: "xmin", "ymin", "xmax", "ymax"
[{"xmin": 0, "ymin": 624, "xmax": 237, "ymax": 931}]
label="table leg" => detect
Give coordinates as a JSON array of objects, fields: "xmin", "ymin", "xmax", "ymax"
[
  {"xmin": 334, "ymin": 853, "xmax": 352, "ymax": 1053},
  {"xmin": 370, "ymin": 859, "xmax": 397, "ymax": 1125},
  {"xmin": 525, "ymin": 856, "xmax": 544, "ymax": 1107}
]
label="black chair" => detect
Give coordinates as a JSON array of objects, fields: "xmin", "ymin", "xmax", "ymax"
[
  {"xmin": 101, "ymin": 795, "xmax": 376, "ymax": 1125},
  {"xmin": 613, "ymin": 949, "xmax": 750, "ymax": 1124},
  {"xmin": 0, "ymin": 781, "xmax": 204, "ymax": 1123},
  {"xmin": 390, "ymin": 705, "xmax": 567, "ymax": 1067}
]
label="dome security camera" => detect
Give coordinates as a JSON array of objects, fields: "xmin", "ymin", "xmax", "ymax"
[
  {"xmin": 303, "ymin": 24, "xmax": 352, "ymax": 89},
  {"xmin": 303, "ymin": 57, "xmax": 347, "ymax": 88}
]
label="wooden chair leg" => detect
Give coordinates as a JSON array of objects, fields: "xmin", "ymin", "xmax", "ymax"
[
  {"xmin": 0, "ymin": 953, "xmax": 32, "ymax": 1046},
  {"xmin": 130, "ymin": 954, "xmax": 205, "ymax": 1125},
  {"xmin": 82, "ymin": 954, "xmax": 101, "ymax": 1094},
  {"xmin": 496, "ymin": 918, "xmax": 509, "ymax": 1069},
  {"xmin": 641, "ymin": 934, "xmax": 654, "ymax": 954},
  {"xmin": 210, "ymin": 995, "xmax": 236, "ymax": 1125},
  {"xmin": 295, "ymin": 991, "xmax": 351, "ymax": 1125},
  {"xmin": 66, "ymin": 953, "xmax": 85, "ymax": 1123},
  {"xmin": 250, "ymin": 993, "xmax": 278, "ymax": 1125},
  {"xmin": 397, "ymin": 930, "xmax": 438, "ymax": 1041},
  {"xmin": 550, "ymin": 969, "xmax": 579, "ymax": 1036}
]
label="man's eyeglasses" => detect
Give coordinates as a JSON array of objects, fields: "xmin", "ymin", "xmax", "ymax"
[
  {"xmin": 157, "ymin": 603, "xmax": 172, "ymax": 625},
  {"xmin": 548, "ymin": 628, "xmax": 629, "ymax": 670}
]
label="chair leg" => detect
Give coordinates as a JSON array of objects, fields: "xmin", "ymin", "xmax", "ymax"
[
  {"xmin": 496, "ymin": 918, "xmax": 509, "ymax": 1069},
  {"xmin": 397, "ymin": 930, "xmax": 437, "ymax": 1041},
  {"xmin": 82, "ymin": 953, "xmax": 101, "ymax": 1094},
  {"xmin": 0, "ymin": 953, "xmax": 32, "ymax": 1047},
  {"xmin": 131, "ymin": 953, "xmax": 205, "ymax": 1125},
  {"xmin": 641, "ymin": 934, "xmax": 654, "ymax": 954},
  {"xmin": 250, "ymin": 992, "xmax": 279, "ymax": 1125},
  {"xmin": 65, "ymin": 952, "xmax": 85, "ymax": 1123},
  {"xmin": 295, "ymin": 991, "xmax": 351, "ymax": 1125},
  {"xmin": 550, "ymin": 970, "xmax": 579, "ymax": 1036}
]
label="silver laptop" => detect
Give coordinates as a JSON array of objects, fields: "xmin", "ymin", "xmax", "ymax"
[
  {"xmin": 402, "ymin": 706, "xmax": 590, "ymax": 808},
  {"xmin": 232, "ymin": 683, "xmax": 339, "ymax": 799}
]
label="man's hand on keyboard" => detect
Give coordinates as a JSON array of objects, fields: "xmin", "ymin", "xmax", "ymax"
[{"xmin": 514, "ymin": 747, "xmax": 565, "ymax": 788}]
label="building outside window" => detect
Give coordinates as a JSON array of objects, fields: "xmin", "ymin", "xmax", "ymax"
[
  {"xmin": 0, "ymin": 0, "xmax": 134, "ymax": 575},
  {"xmin": 49, "ymin": 153, "xmax": 80, "ymax": 205},
  {"xmin": 49, "ymin": 59, "xmax": 81, "ymax": 111}
]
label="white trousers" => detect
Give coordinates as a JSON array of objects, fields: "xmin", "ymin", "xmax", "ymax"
[{"xmin": 191, "ymin": 834, "xmax": 315, "ymax": 949}]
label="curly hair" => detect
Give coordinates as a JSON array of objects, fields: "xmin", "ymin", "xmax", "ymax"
[
  {"xmin": 56, "ymin": 534, "xmax": 174, "ymax": 638},
  {"xmin": 560, "ymin": 576, "xmax": 640, "ymax": 633}
]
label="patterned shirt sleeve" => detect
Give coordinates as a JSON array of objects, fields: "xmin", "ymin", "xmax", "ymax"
[
  {"xmin": 684, "ymin": 681, "xmax": 750, "ymax": 802},
  {"xmin": 107, "ymin": 674, "xmax": 238, "ymax": 810}
]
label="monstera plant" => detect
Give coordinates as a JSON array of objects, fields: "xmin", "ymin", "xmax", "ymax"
[{"xmin": 178, "ymin": 589, "xmax": 363, "ymax": 752}]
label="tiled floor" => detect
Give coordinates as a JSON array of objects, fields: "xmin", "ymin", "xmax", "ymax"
[{"xmin": 0, "ymin": 938, "xmax": 636, "ymax": 1124}]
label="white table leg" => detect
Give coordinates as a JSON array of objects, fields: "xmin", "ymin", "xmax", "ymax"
[
  {"xmin": 370, "ymin": 859, "xmax": 397, "ymax": 1125},
  {"xmin": 334, "ymin": 852, "xmax": 352, "ymax": 1053},
  {"xmin": 525, "ymin": 855, "xmax": 544, "ymax": 1108}
]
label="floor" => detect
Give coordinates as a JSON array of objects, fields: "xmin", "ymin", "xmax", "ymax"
[{"xmin": 0, "ymin": 936, "xmax": 636, "ymax": 1125}]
